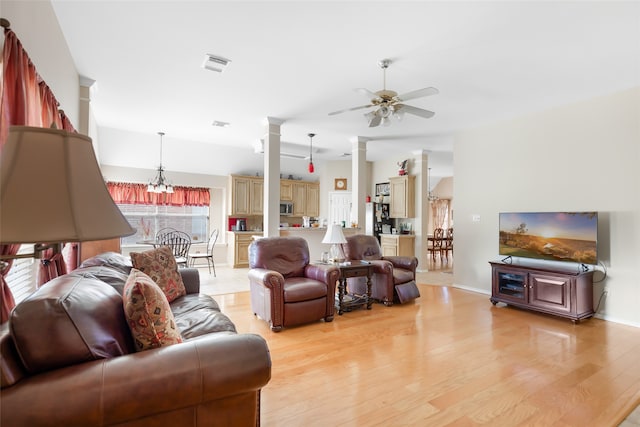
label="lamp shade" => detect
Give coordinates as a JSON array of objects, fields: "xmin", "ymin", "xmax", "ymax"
[
  {"xmin": 0, "ymin": 126, "xmax": 136, "ymax": 244},
  {"xmin": 322, "ymin": 224, "xmax": 347, "ymax": 245}
]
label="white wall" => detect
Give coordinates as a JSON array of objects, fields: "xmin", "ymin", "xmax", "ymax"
[
  {"xmin": 453, "ymin": 87, "xmax": 640, "ymax": 326},
  {"xmin": 2, "ymin": 0, "xmax": 80, "ymax": 127}
]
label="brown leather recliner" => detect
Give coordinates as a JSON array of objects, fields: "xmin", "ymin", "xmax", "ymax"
[
  {"xmin": 248, "ymin": 236, "xmax": 340, "ymax": 332},
  {"xmin": 342, "ymin": 234, "xmax": 419, "ymax": 306}
]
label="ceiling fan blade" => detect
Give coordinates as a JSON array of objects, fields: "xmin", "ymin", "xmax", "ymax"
[
  {"xmin": 368, "ymin": 114, "xmax": 382, "ymax": 127},
  {"xmin": 396, "ymin": 87, "xmax": 439, "ymax": 102},
  {"xmin": 328, "ymin": 104, "xmax": 373, "ymax": 116},
  {"xmin": 396, "ymin": 104, "xmax": 435, "ymax": 119},
  {"xmin": 355, "ymin": 88, "xmax": 381, "ymax": 101}
]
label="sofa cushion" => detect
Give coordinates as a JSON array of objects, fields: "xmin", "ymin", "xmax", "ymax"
[
  {"xmin": 123, "ymin": 269, "xmax": 183, "ymax": 351},
  {"xmin": 67, "ymin": 265, "xmax": 130, "ymax": 294},
  {"xmin": 283, "ymin": 277, "xmax": 328, "ymax": 303},
  {"xmin": 10, "ymin": 275, "xmax": 134, "ymax": 375},
  {"xmin": 170, "ymin": 294, "xmax": 237, "ymax": 340},
  {"xmin": 79, "ymin": 251, "xmax": 133, "ymax": 276},
  {"xmin": 130, "ymin": 246, "xmax": 186, "ymax": 302}
]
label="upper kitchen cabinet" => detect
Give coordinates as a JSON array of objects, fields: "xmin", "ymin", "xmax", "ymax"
[
  {"xmin": 389, "ymin": 175, "xmax": 415, "ymax": 218},
  {"xmin": 229, "ymin": 175, "xmax": 263, "ymax": 216}
]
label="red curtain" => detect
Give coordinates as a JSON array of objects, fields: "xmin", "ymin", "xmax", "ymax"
[
  {"xmin": 107, "ymin": 182, "xmax": 211, "ymax": 207},
  {"xmin": 1, "ymin": 27, "xmax": 78, "ymax": 321}
]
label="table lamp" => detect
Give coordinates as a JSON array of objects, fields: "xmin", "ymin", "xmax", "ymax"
[
  {"xmin": 322, "ymin": 224, "xmax": 346, "ymax": 263},
  {"xmin": 0, "ymin": 126, "xmax": 136, "ymax": 265}
]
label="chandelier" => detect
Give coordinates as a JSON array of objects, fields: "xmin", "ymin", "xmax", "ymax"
[
  {"xmin": 428, "ymin": 167, "xmax": 438, "ymax": 202},
  {"xmin": 147, "ymin": 131, "xmax": 174, "ymax": 193}
]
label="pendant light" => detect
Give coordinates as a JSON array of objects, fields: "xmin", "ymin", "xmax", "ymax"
[
  {"xmin": 307, "ymin": 133, "xmax": 315, "ymax": 173},
  {"xmin": 147, "ymin": 131, "xmax": 174, "ymax": 193}
]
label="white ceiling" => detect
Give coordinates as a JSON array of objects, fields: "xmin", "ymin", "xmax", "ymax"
[{"xmin": 50, "ymin": 1, "xmax": 640, "ymax": 179}]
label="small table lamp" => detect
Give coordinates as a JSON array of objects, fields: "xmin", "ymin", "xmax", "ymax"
[
  {"xmin": 322, "ymin": 224, "xmax": 347, "ymax": 263},
  {"xmin": 0, "ymin": 126, "xmax": 136, "ymax": 265}
]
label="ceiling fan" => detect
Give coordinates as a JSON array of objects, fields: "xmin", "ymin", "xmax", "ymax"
[{"xmin": 329, "ymin": 59, "xmax": 438, "ymax": 128}]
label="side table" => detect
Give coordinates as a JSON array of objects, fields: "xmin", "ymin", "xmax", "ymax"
[{"xmin": 335, "ymin": 261, "xmax": 374, "ymax": 315}]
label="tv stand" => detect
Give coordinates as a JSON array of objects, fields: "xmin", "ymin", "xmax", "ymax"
[{"xmin": 489, "ymin": 262, "xmax": 594, "ymax": 323}]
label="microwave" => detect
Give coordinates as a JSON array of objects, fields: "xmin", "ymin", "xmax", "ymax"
[{"xmin": 279, "ymin": 201, "xmax": 293, "ymax": 216}]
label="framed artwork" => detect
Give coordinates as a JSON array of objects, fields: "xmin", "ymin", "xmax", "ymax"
[
  {"xmin": 375, "ymin": 182, "xmax": 390, "ymax": 196},
  {"xmin": 334, "ymin": 178, "xmax": 347, "ymax": 190}
]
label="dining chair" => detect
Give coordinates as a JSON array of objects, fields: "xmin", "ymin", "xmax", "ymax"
[
  {"xmin": 428, "ymin": 228, "xmax": 445, "ymax": 261},
  {"xmin": 156, "ymin": 229, "xmax": 191, "ymax": 268},
  {"xmin": 444, "ymin": 227, "xmax": 453, "ymax": 259},
  {"xmin": 189, "ymin": 229, "xmax": 218, "ymax": 276}
]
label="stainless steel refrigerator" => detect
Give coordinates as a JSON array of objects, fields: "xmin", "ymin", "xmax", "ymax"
[{"xmin": 365, "ymin": 202, "xmax": 393, "ymax": 242}]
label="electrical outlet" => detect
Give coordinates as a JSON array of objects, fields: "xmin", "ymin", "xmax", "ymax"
[
  {"xmin": 472, "ymin": 214, "xmax": 481, "ymax": 222},
  {"xmin": 604, "ymin": 287, "xmax": 610, "ymax": 296}
]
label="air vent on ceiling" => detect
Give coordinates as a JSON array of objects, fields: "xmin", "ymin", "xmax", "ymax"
[
  {"xmin": 212, "ymin": 121, "xmax": 230, "ymax": 128},
  {"xmin": 202, "ymin": 54, "xmax": 231, "ymax": 73}
]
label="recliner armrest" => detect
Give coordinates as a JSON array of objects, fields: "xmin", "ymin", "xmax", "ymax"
[
  {"xmin": 248, "ymin": 268, "xmax": 285, "ymax": 290},
  {"xmin": 382, "ymin": 256, "xmax": 419, "ymax": 272},
  {"xmin": 304, "ymin": 264, "xmax": 340, "ymax": 286}
]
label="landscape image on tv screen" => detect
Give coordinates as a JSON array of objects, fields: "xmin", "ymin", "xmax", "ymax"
[{"xmin": 499, "ymin": 212, "xmax": 598, "ymax": 265}]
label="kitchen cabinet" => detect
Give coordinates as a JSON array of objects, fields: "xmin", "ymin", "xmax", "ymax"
[
  {"xmin": 380, "ymin": 234, "xmax": 415, "ymax": 257},
  {"xmin": 489, "ymin": 262, "xmax": 594, "ymax": 322},
  {"xmin": 228, "ymin": 232, "xmax": 255, "ymax": 268},
  {"xmin": 389, "ymin": 175, "xmax": 415, "ymax": 218},
  {"xmin": 249, "ymin": 178, "xmax": 263, "ymax": 215},
  {"xmin": 280, "ymin": 180, "xmax": 293, "ymax": 201},
  {"xmin": 292, "ymin": 182, "xmax": 306, "ymax": 216},
  {"xmin": 305, "ymin": 182, "xmax": 320, "ymax": 217},
  {"xmin": 229, "ymin": 175, "xmax": 318, "ymax": 217},
  {"xmin": 229, "ymin": 175, "xmax": 263, "ymax": 216}
]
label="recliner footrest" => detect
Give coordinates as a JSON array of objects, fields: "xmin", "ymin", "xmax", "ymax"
[{"xmin": 394, "ymin": 281, "xmax": 420, "ymax": 304}]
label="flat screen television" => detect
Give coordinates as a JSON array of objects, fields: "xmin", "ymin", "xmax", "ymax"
[{"xmin": 499, "ymin": 212, "xmax": 598, "ymax": 265}]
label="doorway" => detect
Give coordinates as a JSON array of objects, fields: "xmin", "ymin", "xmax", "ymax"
[{"xmin": 328, "ymin": 192, "xmax": 351, "ymax": 226}]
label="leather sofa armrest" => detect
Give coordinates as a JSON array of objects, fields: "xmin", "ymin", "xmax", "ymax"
[
  {"xmin": 382, "ymin": 256, "xmax": 419, "ymax": 272},
  {"xmin": 179, "ymin": 267, "xmax": 200, "ymax": 294},
  {"xmin": 1, "ymin": 334, "xmax": 271, "ymax": 426}
]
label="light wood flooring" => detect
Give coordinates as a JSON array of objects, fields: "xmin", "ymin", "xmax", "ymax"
[{"xmin": 200, "ymin": 264, "xmax": 640, "ymax": 426}]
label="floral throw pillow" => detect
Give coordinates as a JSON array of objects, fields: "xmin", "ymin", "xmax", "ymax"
[
  {"xmin": 130, "ymin": 246, "xmax": 186, "ymax": 302},
  {"xmin": 123, "ymin": 269, "xmax": 183, "ymax": 351}
]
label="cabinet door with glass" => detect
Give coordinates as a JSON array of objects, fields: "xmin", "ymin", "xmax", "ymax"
[{"xmin": 491, "ymin": 267, "xmax": 528, "ymax": 304}]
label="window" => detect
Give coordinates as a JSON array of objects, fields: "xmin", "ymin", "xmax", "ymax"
[
  {"xmin": 5, "ymin": 245, "xmax": 38, "ymax": 305},
  {"xmin": 117, "ymin": 204, "xmax": 209, "ymax": 245}
]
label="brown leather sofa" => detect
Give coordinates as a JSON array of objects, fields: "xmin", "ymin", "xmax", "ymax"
[
  {"xmin": 248, "ymin": 236, "xmax": 340, "ymax": 331},
  {"xmin": 342, "ymin": 234, "xmax": 419, "ymax": 305},
  {"xmin": 0, "ymin": 252, "xmax": 271, "ymax": 427}
]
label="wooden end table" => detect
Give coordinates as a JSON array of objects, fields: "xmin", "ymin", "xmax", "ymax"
[{"xmin": 334, "ymin": 260, "xmax": 374, "ymax": 315}]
